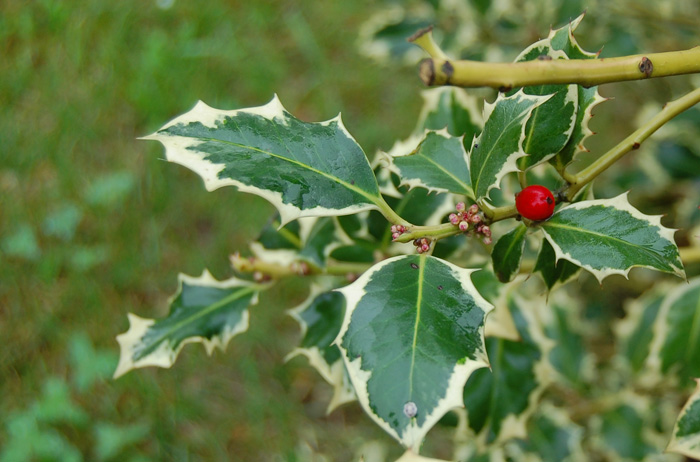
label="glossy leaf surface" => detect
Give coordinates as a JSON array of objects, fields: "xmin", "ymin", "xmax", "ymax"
[
  {"xmin": 143, "ymin": 96, "xmax": 384, "ymax": 225},
  {"xmin": 667, "ymin": 379, "xmax": 700, "ymax": 458},
  {"xmin": 386, "ymin": 130, "xmax": 473, "ymax": 197},
  {"xmin": 540, "ymin": 194, "xmax": 684, "ymax": 283},
  {"xmin": 336, "ymin": 255, "xmax": 492, "ymax": 448},
  {"xmin": 470, "ymin": 91, "xmax": 551, "ymax": 201},
  {"xmin": 114, "ymin": 271, "xmax": 261, "ymax": 378},
  {"xmin": 491, "ymin": 224, "xmax": 527, "ymax": 283}
]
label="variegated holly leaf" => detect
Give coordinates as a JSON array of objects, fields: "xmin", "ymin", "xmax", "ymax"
[
  {"xmin": 667, "ymin": 379, "xmax": 700, "ymax": 458},
  {"xmin": 416, "ymin": 87, "xmax": 482, "ymax": 146},
  {"xmin": 615, "ymin": 284, "xmax": 669, "ymax": 374},
  {"xmin": 336, "ymin": 255, "xmax": 493, "ymax": 449},
  {"xmin": 286, "ymin": 287, "xmax": 355, "ymax": 413},
  {"xmin": 541, "ymin": 292, "xmax": 594, "ymax": 389},
  {"xmin": 508, "ymin": 30, "xmax": 578, "ymax": 171},
  {"xmin": 540, "ymin": 194, "xmax": 685, "ymax": 283},
  {"xmin": 470, "ymin": 91, "xmax": 552, "ymax": 201},
  {"xmin": 249, "ymin": 216, "xmax": 345, "ymax": 272},
  {"xmin": 384, "ymin": 130, "xmax": 473, "ymax": 198},
  {"xmin": 463, "ymin": 292, "xmax": 554, "ymax": 448},
  {"xmin": 114, "ymin": 271, "xmax": 263, "ymax": 378},
  {"xmin": 548, "ymin": 14, "xmax": 606, "ymax": 174},
  {"xmin": 590, "ymin": 392, "xmax": 674, "ymax": 461},
  {"xmin": 533, "ymin": 238, "xmax": 581, "ymax": 292},
  {"xmin": 517, "ymin": 402, "xmax": 586, "ymax": 462},
  {"xmin": 647, "ymin": 277, "xmax": 700, "ymax": 384},
  {"xmin": 491, "ymin": 224, "xmax": 527, "ymax": 283},
  {"xmin": 143, "ymin": 96, "xmax": 386, "ymax": 225}
]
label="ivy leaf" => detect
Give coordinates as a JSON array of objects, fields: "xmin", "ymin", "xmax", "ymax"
[
  {"xmin": 667, "ymin": 379, "xmax": 700, "ymax": 459},
  {"xmin": 114, "ymin": 271, "xmax": 263, "ymax": 378},
  {"xmin": 336, "ymin": 255, "xmax": 493, "ymax": 449},
  {"xmin": 491, "ymin": 224, "xmax": 527, "ymax": 283},
  {"xmin": 533, "ymin": 238, "xmax": 581, "ymax": 292},
  {"xmin": 647, "ymin": 277, "xmax": 700, "ymax": 384},
  {"xmin": 463, "ymin": 293, "xmax": 554, "ymax": 447},
  {"xmin": 384, "ymin": 130, "xmax": 474, "ymax": 198},
  {"xmin": 540, "ymin": 194, "xmax": 685, "ymax": 283},
  {"xmin": 469, "ymin": 91, "xmax": 552, "ymax": 201},
  {"xmin": 287, "ymin": 287, "xmax": 355, "ymax": 413},
  {"xmin": 143, "ymin": 96, "xmax": 385, "ymax": 225}
]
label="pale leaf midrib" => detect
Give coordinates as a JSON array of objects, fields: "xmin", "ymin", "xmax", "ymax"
[
  {"xmin": 168, "ymin": 130, "xmax": 382, "ymax": 207},
  {"xmin": 473, "ymin": 107, "xmax": 529, "ymax": 197},
  {"xmin": 412, "ymin": 150, "xmax": 471, "ymax": 195},
  {"xmin": 137, "ymin": 285, "xmax": 256, "ymax": 358},
  {"xmin": 543, "ymin": 221, "xmax": 673, "ymax": 269}
]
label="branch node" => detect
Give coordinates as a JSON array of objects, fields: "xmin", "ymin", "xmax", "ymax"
[
  {"xmin": 639, "ymin": 56, "xmax": 654, "ymax": 77},
  {"xmin": 419, "ymin": 58, "xmax": 436, "ymax": 86}
]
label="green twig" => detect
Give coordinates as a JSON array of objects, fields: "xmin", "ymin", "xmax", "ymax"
[
  {"xmin": 410, "ymin": 28, "xmax": 700, "ymax": 89},
  {"xmin": 565, "ymin": 87, "xmax": 700, "ymax": 200}
]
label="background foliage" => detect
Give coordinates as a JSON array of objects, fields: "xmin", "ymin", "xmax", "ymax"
[{"xmin": 1, "ymin": 0, "xmax": 698, "ymax": 460}]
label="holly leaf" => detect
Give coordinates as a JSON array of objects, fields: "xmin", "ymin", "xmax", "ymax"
[
  {"xmin": 667, "ymin": 379, "xmax": 700, "ymax": 459},
  {"xmin": 384, "ymin": 130, "xmax": 474, "ymax": 198},
  {"xmin": 287, "ymin": 287, "xmax": 355, "ymax": 413},
  {"xmin": 463, "ymin": 293, "xmax": 554, "ymax": 447},
  {"xmin": 647, "ymin": 277, "xmax": 700, "ymax": 385},
  {"xmin": 143, "ymin": 96, "xmax": 385, "ymax": 225},
  {"xmin": 336, "ymin": 255, "xmax": 493, "ymax": 449},
  {"xmin": 469, "ymin": 91, "xmax": 552, "ymax": 201},
  {"xmin": 533, "ymin": 238, "xmax": 581, "ymax": 292},
  {"xmin": 540, "ymin": 194, "xmax": 685, "ymax": 283},
  {"xmin": 416, "ymin": 87, "xmax": 482, "ymax": 146},
  {"xmin": 114, "ymin": 271, "xmax": 263, "ymax": 378},
  {"xmin": 614, "ymin": 284, "xmax": 669, "ymax": 374},
  {"xmin": 491, "ymin": 224, "xmax": 527, "ymax": 283},
  {"xmin": 548, "ymin": 14, "xmax": 606, "ymax": 174},
  {"xmin": 508, "ymin": 33, "xmax": 578, "ymax": 170},
  {"xmin": 517, "ymin": 402, "xmax": 586, "ymax": 461}
]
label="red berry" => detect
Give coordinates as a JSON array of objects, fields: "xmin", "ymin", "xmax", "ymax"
[{"xmin": 515, "ymin": 185, "xmax": 556, "ymax": 221}]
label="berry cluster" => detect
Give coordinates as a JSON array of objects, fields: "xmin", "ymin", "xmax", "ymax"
[
  {"xmin": 390, "ymin": 224, "xmax": 407, "ymax": 241},
  {"xmin": 448, "ymin": 202, "xmax": 492, "ymax": 245},
  {"xmin": 413, "ymin": 237, "xmax": 432, "ymax": 254}
]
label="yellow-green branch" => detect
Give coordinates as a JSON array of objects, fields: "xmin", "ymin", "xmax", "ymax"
[
  {"xmin": 565, "ymin": 87, "xmax": 700, "ymax": 200},
  {"xmin": 410, "ymin": 27, "xmax": 700, "ymax": 89}
]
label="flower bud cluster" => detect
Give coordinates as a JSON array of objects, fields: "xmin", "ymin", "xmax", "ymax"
[
  {"xmin": 391, "ymin": 224, "xmax": 407, "ymax": 241},
  {"xmin": 413, "ymin": 237, "xmax": 431, "ymax": 254},
  {"xmin": 449, "ymin": 202, "xmax": 492, "ymax": 245}
]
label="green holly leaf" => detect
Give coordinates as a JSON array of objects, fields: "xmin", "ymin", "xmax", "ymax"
[
  {"xmin": 336, "ymin": 255, "xmax": 493, "ymax": 449},
  {"xmin": 548, "ymin": 14, "xmax": 606, "ymax": 174},
  {"xmin": 463, "ymin": 293, "xmax": 554, "ymax": 447},
  {"xmin": 491, "ymin": 224, "xmax": 527, "ymax": 283},
  {"xmin": 508, "ymin": 35, "xmax": 578, "ymax": 171},
  {"xmin": 541, "ymin": 292, "xmax": 593, "ymax": 389},
  {"xmin": 540, "ymin": 194, "xmax": 685, "ymax": 283},
  {"xmin": 517, "ymin": 402, "xmax": 585, "ymax": 461},
  {"xmin": 114, "ymin": 271, "xmax": 264, "ymax": 378},
  {"xmin": 287, "ymin": 286, "xmax": 355, "ymax": 413},
  {"xmin": 470, "ymin": 91, "xmax": 552, "ymax": 201},
  {"xmin": 533, "ymin": 238, "xmax": 581, "ymax": 291},
  {"xmin": 384, "ymin": 130, "xmax": 474, "ymax": 198},
  {"xmin": 667, "ymin": 379, "xmax": 700, "ymax": 459},
  {"xmin": 591, "ymin": 395, "xmax": 662, "ymax": 460},
  {"xmin": 143, "ymin": 96, "xmax": 385, "ymax": 225},
  {"xmin": 647, "ymin": 277, "xmax": 700, "ymax": 385},
  {"xmin": 416, "ymin": 87, "xmax": 482, "ymax": 146},
  {"xmin": 614, "ymin": 284, "xmax": 669, "ymax": 374}
]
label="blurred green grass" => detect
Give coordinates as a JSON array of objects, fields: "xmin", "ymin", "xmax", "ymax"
[
  {"xmin": 0, "ymin": 1, "xmax": 421, "ymax": 460},
  {"xmin": 2, "ymin": 0, "xmax": 699, "ymax": 460}
]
